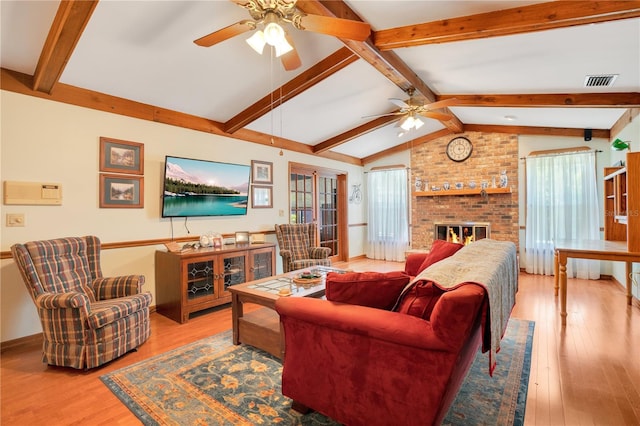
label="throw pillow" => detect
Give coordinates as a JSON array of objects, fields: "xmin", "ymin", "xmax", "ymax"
[
  {"xmin": 325, "ymin": 271, "xmax": 411, "ymax": 310},
  {"xmin": 417, "ymin": 239, "xmax": 464, "ymax": 274},
  {"xmin": 393, "ymin": 280, "xmax": 445, "ymax": 320}
]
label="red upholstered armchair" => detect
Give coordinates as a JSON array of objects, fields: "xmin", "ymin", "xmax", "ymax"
[
  {"xmin": 11, "ymin": 236, "xmax": 152, "ymax": 369},
  {"xmin": 275, "ymin": 244, "xmax": 488, "ymax": 426}
]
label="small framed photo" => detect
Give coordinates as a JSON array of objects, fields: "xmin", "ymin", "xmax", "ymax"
[
  {"xmin": 99, "ymin": 137, "xmax": 144, "ymax": 175},
  {"xmin": 252, "ymin": 185, "xmax": 273, "ymax": 209},
  {"xmin": 99, "ymin": 174, "xmax": 144, "ymax": 208},
  {"xmin": 235, "ymin": 231, "xmax": 250, "ymax": 244},
  {"xmin": 251, "ymin": 160, "xmax": 273, "ymax": 184}
]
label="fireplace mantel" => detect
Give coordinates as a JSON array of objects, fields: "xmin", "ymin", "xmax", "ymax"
[{"xmin": 414, "ymin": 187, "xmax": 511, "ymax": 197}]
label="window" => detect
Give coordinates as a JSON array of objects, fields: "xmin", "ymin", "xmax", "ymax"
[
  {"xmin": 525, "ymin": 150, "xmax": 600, "ymax": 278},
  {"xmin": 366, "ymin": 168, "xmax": 409, "ymax": 261}
]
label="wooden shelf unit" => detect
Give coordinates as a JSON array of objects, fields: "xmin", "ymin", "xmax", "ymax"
[
  {"xmin": 414, "ymin": 187, "xmax": 512, "ymax": 197},
  {"xmin": 604, "ymin": 152, "xmax": 639, "ymax": 252},
  {"xmin": 155, "ymin": 243, "xmax": 276, "ymax": 323}
]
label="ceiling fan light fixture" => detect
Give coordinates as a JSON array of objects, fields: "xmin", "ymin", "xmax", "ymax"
[
  {"xmin": 263, "ymin": 21, "xmax": 285, "ymax": 46},
  {"xmin": 273, "ymin": 36, "xmax": 293, "ymax": 57},
  {"xmin": 246, "ymin": 12, "xmax": 292, "ymax": 58},
  {"xmin": 246, "ymin": 31, "xmax": 266, "ymax": 54},
  {"xmin": 400, "ymin": 114, "xmax": 424, "ymax": 131},
  {"xmin": 400, "ymin": 116, "xmax": 414, "ymax": 131}
]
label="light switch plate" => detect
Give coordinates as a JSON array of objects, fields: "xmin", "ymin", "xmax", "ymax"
[{"xmin": 6, "ymin": 213, "xmax": 25, "ymax": 227}]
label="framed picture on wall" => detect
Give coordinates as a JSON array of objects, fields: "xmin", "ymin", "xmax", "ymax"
[
  {"xmin": 251, "ymin": 185, "xmax": 273, "ymax": 208},
  {"xmin": 99, "ymin": 174, "xmax": 144, "ymax": 208},
  {"xmin": 251, "ymin": 160, "xmax": 273, "ymax": 184},
  {"xmin": 99, "ymin": 137, "xmax": 144, "ymax": 175}
]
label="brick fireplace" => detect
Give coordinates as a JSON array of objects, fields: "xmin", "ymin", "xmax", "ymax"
[{"xmin": 411, "ymin": 131, "xmax": 519, "ymax": 250}]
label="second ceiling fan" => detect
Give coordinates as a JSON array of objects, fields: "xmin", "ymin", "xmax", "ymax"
[
  {"xmin": 366, "ymin": 89, "xmax": 457, "ymax": 136},
  {"xmin": 194, "ymin": 0, "xmax": 371, "ymax": 71}
]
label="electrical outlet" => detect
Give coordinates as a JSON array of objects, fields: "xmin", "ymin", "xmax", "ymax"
[{"xmin": 6, "ymin": 213, "xmax": 25, "ymax": 227}]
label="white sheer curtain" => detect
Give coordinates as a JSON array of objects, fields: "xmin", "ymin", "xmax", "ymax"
[
  {"xmin": 366, "ymin": 168, "xmax": 409, "ymax": 261},
  {"xmin": 525, "ymin": 150, "xmax": 600, "ymax": 278}
]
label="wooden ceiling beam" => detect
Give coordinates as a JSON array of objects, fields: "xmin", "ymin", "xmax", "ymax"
[
  {"xmin": 296, "ymin": 2, "xmax": 427, "ymax": 94},
  {"xmin": 1, "ymin": 68, "xmax": 363, "ymax": 166},
  {"xmin": 32, "ymin": 0, "xmax": 98, "ymax": 94},
  {"xmin": 374, "ymin": 1, "xmax": 640, "ymax": 50},
  {"xmin": 314, "ymin": 115, "xmax": 400, "ymax": 154},
  {"xmin": 361, "ymin": 128, "xmax": 452, "ymax": 165},
  {"xmin": 224, "ymin": 47, "xmax": 358, "ymax": 134},
  {"xmin": 296, "ymin": 0, "xmax": 463, "ymax": 136},
  {"xmin": 359, "ymin": 123, "xmax": 614, "ymax": 165},
  {"xmin": 610, "ymin": 108, "xmax": 640, "ymax": 138},
  {"xmin": 464, "ymin": 124, "xmax": 609, "ymax": 139},
  {"xmin": 439, "ymin": 93, "xmax": 640, "ymax": 107}
]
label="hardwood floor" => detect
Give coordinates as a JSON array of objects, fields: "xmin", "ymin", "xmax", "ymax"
[{"xmin": 1, "ymin": 258, "xmax": 639, "ymax": 425}]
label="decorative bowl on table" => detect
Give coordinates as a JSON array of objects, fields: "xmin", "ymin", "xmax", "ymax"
[{"xmin": 293, "ymin": 270, "xmax": 323, "ymax": 287}]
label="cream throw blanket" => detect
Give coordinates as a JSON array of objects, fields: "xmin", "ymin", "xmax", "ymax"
[{"xmin": 414, "ymin": 239, "xmax": 519, "ymax": 374}]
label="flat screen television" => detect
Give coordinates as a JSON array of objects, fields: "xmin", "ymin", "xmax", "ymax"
[{"xmin": 161, "ymin": 155, "xmax": 250, "ymax": 217}]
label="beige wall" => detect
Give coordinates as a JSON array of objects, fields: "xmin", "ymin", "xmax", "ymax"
[
  {"xmin": 0, "ymin": 91, "xmax": 367, "ymax": 342},
  {"xmin": 2, "ymin": 90, "xmax": 637, "ymax": 342}
]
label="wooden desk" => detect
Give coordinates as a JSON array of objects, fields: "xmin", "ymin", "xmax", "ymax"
[{"xmin": 554, "ymin": 239, "xmax": 639, "ymax": 325}]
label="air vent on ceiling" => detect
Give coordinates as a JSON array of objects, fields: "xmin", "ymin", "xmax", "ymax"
[{"xmin": 584, "ymin": 74, "xmax": 618, "ymax": 87}]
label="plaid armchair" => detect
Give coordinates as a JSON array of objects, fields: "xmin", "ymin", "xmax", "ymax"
[
  {"xmin": 11, "ymin": 236, "xmax": 152, "ymax": 369},
  {"xmin": 274, "ymin": 223, "xmax": 332, "ymax": 273}
]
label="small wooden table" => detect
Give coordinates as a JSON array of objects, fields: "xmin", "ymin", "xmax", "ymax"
[
  {"xmin": 228, "ymin": 266, "xmax": 344, "ymax": 358},
  {"xmin": 554, "ymin": 239, "xmax": 639, "ymax": 325}
]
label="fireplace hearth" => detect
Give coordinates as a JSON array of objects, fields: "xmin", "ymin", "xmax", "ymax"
[{"xmin": 434, "ymin": 222, "xmax": 490, "ymax": 245}]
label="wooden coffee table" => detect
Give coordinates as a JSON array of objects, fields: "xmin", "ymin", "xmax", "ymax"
[{"xmin": 229, "ymin": 266, "xmax": 344, "ymax": 358}]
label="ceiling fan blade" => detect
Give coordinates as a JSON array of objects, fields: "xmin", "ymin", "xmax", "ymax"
[
  {"xmin": 194, "ymin": 20, "xmax": 254, "ymax": 47},
  {"xmin": 362, "ymin": 111, "xmax": 404, "ymax": 119},
  {"xmin": 423, "ymin": 98, "xmax": 458, "ymax": 110},
  {"xmin": 281, "ymin": 34, "xmax": 302, "ymax": 71},
  {"xmin": 299, "ymin": 14, "xmax": 370, "ymax": 41},
  {"xmin": 389, "ymin": 98, "xmax": 409, "ymax": 108},
  {"xmin": 419, "ymin": 111, "xmax": 453, "ymax": 121}
]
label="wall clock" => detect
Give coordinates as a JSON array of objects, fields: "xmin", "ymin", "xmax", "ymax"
[{"xmin": 446, "ymin": 136, "xmax": 473, "ymax": 162}]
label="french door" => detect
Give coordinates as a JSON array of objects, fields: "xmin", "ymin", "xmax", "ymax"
[{"xmin": 289, "ymin": 163, "xmax": 347, "ymax": 262}]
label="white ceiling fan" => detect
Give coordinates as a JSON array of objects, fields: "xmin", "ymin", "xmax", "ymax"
[
  {"xmin": 194, "ymin": 0, "xmax": 371, "ymax": 71},
  {"xmin": 365, "ymin": 89, "xmax": 457, "ymax": 136}
]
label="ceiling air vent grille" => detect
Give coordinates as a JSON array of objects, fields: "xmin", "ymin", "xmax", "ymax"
[{"xmin": 584, "ymin": 74, "xmax": 618, "ymax": 87}]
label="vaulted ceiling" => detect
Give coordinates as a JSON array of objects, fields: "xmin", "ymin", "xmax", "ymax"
[{"xmin": 2, "ymin": 1, "xmax": 639, "ymax": 166}]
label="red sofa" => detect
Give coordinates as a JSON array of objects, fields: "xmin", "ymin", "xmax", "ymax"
[{"xmin": 275, "ymin": 242, "xmax": 489, "ymax": 426}]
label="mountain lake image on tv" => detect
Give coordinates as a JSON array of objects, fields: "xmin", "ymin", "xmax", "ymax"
[{"xmin": 162, "ymin": 156, "xmax": 250, "ymax": 217}]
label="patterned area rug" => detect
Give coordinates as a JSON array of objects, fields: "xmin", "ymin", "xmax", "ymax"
[{"xmin": 101, "ymin": 319, "xmax": 534, "ymax": 425}]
